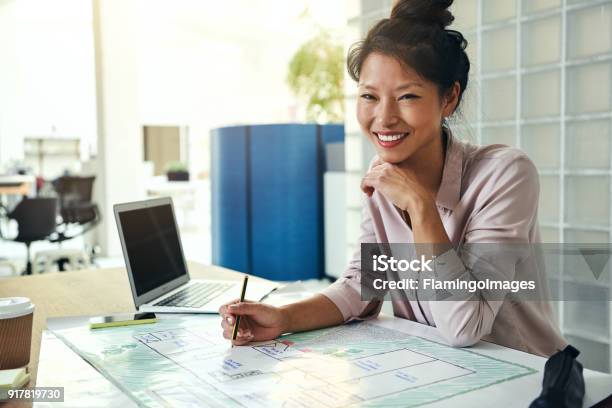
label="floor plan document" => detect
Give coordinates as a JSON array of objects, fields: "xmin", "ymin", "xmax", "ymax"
[{"xmin": 51, "ymin": 316, "xmax": 536, "ymax": 407}]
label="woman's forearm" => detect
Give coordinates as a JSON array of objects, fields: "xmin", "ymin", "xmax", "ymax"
[
  {"xmin": 411, "ymin": 198, "xmax": 452, "ymax": 253},
  {"xmin": 279, "ymin": 294, "xmax": 344, "ymax": 334}
]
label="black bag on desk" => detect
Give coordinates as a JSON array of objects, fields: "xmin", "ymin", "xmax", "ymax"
[{"xmin": 530, "ymin": 345, "xmax": 585, "ymax": 408}]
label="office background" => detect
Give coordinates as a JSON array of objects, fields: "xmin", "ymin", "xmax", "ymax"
[{"xmin": 0, "ymin": 0, "xmax": 611, "ymax": 374}]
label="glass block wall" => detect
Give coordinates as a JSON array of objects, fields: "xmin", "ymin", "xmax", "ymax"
[{"xmin": 344, "ymin": 0, "xmax": 612, "ymax": 372}]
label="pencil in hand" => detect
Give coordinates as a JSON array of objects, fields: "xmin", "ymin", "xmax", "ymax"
[{"xmin": 231, "ymin": 275, "xmax": 249, "ymax": 345}]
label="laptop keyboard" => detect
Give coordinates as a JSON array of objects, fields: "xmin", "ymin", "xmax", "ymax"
[{"xmin": 153, "ymin": 282, "xmax": 234, "ymax": 308}]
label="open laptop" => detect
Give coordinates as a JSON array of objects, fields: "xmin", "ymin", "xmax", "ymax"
[{"xmin": 114, "ymin": 197, "xmax": 278, "ymax": 313}]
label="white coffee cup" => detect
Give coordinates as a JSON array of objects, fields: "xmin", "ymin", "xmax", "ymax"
[{"xmin": 0, "ymin": 297, "xmax": 35, "ymax": 369}]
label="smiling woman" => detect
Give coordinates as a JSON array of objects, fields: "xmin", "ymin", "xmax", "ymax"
[
  {"xmin": 349, "ymin": 0, "xmax": 468, "ymax": 169},
  {"xmin": 219, "ymin": 0, "xmax": 567, "ymax": 359}
]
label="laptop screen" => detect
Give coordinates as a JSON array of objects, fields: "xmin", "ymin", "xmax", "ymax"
[{"xmin": 118, "ymin": 203, "xmax": 187, "ymax": 296}]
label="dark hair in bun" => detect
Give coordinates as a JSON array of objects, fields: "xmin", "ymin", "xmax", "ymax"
[
  {"xmin": 391, "ymin": 0, "xmax": 454, "ymax": 29},
  {"xmin": 347, "ymin": 0, "xmax": 470, "ymax": 114}
]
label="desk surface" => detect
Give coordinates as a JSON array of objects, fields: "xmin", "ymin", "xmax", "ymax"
[
  {"xmin": 1, "ymin": 264, "xmax": 611, "ymax": 408},
  {"xmin": 0, "ymin": 175, "xmax": 35, "ymax": 195},
  {"xmin": 0, "ymin": 263, "xmax": 245, "ymax": 384}
]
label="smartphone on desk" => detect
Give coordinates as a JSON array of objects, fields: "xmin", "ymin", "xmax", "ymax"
[{"xmin": 89, "ymin": 312, "xmax": 157, "ymax": 329}]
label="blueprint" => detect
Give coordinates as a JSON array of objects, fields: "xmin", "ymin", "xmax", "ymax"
[{"xmin": 51, "ymin": 316, "xmax": 537, "ymax": 407}]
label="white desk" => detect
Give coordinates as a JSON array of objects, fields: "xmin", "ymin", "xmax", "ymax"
[
  {"xmin": 0, "ymin": 262, "xmax": 608, "ymax": 407},
  {"xmin": 36, "ymin": 312, "xmax": 612, "ymax": 407},
  {"xmin": 0, "ymin": 175, "xmax": 35, "ymax": 196},
  {"xmin": 36, "ymin": 331, "xmax": 136, "ymax": 408},
  {"xmin": 376, "ymin": 317, "xmax": 612, "ymax": 407}
]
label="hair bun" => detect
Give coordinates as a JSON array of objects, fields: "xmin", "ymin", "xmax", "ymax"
[{"xmin": 390, "ymin": 0, "xmax": 455, "ymax": 29}]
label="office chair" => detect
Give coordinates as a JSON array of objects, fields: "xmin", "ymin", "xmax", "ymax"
[
  {"xmin": 0, "ymin": 205, "xmax": 19, "ymax": 276},
  {"xmin": 0, "ymin": 197, "xmax": 59, "ymax": 275},
  {"xmin": 51, "ymin": 176, "xmax": 101, "ymax": 241},
  {"xmin": 49, "ymin": 176, "xmax": 101, "ymax": 271}
]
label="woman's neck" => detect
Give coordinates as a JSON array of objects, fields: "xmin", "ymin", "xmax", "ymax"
[{"xmin": 396, "ymin": 128, "xmax": 447, "ymax": 197}]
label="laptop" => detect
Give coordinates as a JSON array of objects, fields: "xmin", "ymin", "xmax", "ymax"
[{"xmin": 114, "ymin": 197, "xmax": 278, "ymax": 313}]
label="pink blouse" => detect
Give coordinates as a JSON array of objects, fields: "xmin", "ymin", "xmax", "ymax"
[{"xmin": 321, "ymin": 131, "xmax": 566, "ymax": 357}]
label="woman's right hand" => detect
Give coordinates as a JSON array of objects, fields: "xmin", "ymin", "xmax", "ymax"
[{"xmin": 219, "ymin": 300, "xmax": 288, "ymax": 345}]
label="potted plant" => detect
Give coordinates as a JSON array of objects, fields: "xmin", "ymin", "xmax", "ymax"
[
  {"xmin": 287, "ymin": 30, "xmax": 344, "ymax": 123},
  {"xmin": 165, "ymin": 161, "xmax": 190, "ymax": 181}
]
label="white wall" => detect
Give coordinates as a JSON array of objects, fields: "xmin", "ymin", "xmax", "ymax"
[
  {"xmin": 0, "ymin": 0, "xmax": 21, "ymax": 166},
  {"xmin": 135, "ymin": 0, "xmax": 346, "ymax": 181},
  {"xmin": 92, "ymin": 0, "xmax": 145, "ymax": 256},
  {"xmin": 136, "ymin": 0, "xmax": 346, "ymax": 127}
]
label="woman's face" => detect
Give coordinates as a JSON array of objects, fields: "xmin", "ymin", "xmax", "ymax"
[{"xmin": 357, "ymin": 52, "xmax": 455, "ymax": 165}]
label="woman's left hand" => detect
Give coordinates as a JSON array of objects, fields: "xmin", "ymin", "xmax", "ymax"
[{"xmin": 360, "ymin": 158, "xmax": 434, "ymax": 213}]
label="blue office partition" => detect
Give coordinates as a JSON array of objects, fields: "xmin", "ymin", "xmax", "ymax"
[
  {"xmin": 210, "ymin": 126, "xmax": 250, "ymax": 273},
  {"xmin": 211, "ymin": 123, "xmax": 344, "ymax": 281},
  {"xmin": 320, "ymin": 123, "xmax": 344, "ymax": 146},
  {"xmin": 250, "ymin": 124, "xmax": 321, "ymax": 281},
  {"xmin": 320, "ymin": 123, "xmax": 345, "ymax": 172}
]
